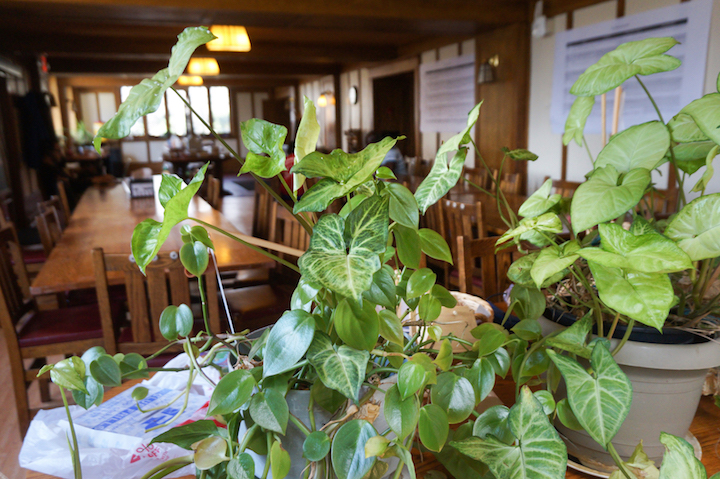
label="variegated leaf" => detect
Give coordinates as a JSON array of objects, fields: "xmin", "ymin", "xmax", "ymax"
[{"xmin": 307, "ymin": 332, "xmax": 369, "ymax": 403}]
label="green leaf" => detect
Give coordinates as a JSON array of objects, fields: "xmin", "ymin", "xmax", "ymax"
[
  {"xmin": 691, "ymin": 144, "xmax": 719, "ymax": 193},
  {"xmin": 307, "ymin": 331, "xmax": 369, "ymax": 402},
  {"xmin": 384, "ymin": 385, "xmax": 419, "ymax": 440},
  {"xmin": 378, "ymin": 309, "xmax": 404, "ymax": 346},
  {"xmin": 227, "ymin": 453, "xmax": 255, "ymax": 479},
  {"xmin": 239, "ymin": 119, "xmax": 288, "ymax": 178},
  {"xmin": 452, "ymin": 387, "xmax": 567, "ymax": 479},
  {"xmin": 150, "ymin": 420, "xmax": 220, "ymax": 450},
  {"xmin": 432, "ymin": 285, "xmax": 457, "ymax": 308},
  {"xmin": 181, "ymin": 225, "xmax": 214, "ymax": 250},
  {"xmin": 545, "ymin": 311, "xmax": 593, "ymax": 359},
  {"xmin": 563, "ymin": 96, "xmax": 595, "ymax": 146},
  {"xmin": 512, "ymin": 319, "xmax": 542, "ymax": 342},
  {"xmin": 415, "ymin": 103, "xmax": 481, "ymax": 213},
  {"xmin": 303, "ymin": 431, "xmax": 331, "ymax": 461},
  {"xmin": 519, "ymin": 179, "xmax": 563, "ymax": 219},
  {"xmin": 510, "ymin": 285, "xmax": 546, "ymax": 321},
  {"xmin": 547, "ymin": 343, "xmax": 632, "ymax": 447},
  {"xmin": 159, "ymin": 304, "xmax": 194, "ymax": 340},
  {"xmin": 131, "ymin": 386, "xmax": 149, "ymax": 401},
  {"xmin": 249, "ymin": 389, "xmax": 289, "ymax": 434},
  {"xmin": 299, "ymin": 207, "xmax": 385, "ymax": 299},
  {"xmin": 376, "ymin": 166, "xmax": 397, "ymax": 180},
  {"xmin": 666, "ymin": 193, "xmax": 720, "ymax": 261},
  {"xmin": 270, "ymin": 441, "xmax": 291, "ymax": 479},
  {"xmin": 291, "ymin": 277, "xmax": 321, "ymax": 312},
  {"xmin": 504, "ymin": 148, "xmax": 538, "ymax": 161},
  {"xmin": 556, "ymin": 398, "xmax": 584, "ymax": 431},
  {"xmin": 464, "ymin": 358, "xmax": 495, "ymax": 405},
  {"xmin": 263, "ymin": 310, "xmax": 315, "ymax": 377},
  {"xmin": 293, "ymin": 96, "xmax": 320, "ymax": 191},
  {"xmin": 419, "ymin": 404, "xmax": 449, "ymax": 452},
  {"xmin": 207, "ymin": 369, "xmax": 256, "ymax": 416},
  {"xmin": 89, "ymin": 355, "xmax": 121, "ymax": 387},
  {"xmin": 419, "ymin": 293, "xmax": 442, "ymax": 321},
  {"xmin": 72, "ymin": 376, "xmax": 103, "ymax": 409},
  {"xmin": 407, "ymin": 268, "xmax": 436, "ymax": 299},
  {"xmin": 180, "ymin": 240, "xmax": 208, "ymax": 277},
  {"xmin": 94, "ymin": 26, "xmax": 216, "ymax": 150},
  {"xmin": 497, "ymin": 212, "xmax": 562, "ymax": 246},
  {"xmin": 672, "ymin": 141, "xmax": 718, "ymax": 175},
  {"xmin": 431, "ymin": 373, "xmax": 475, "ymax": 424},
  {"xmin": 394, "ymin": 224, "xmax": 421, "ymax": 269},
  {"xmin": 385, "ymin": 183, "xmax": 419, "ymax": 229},
  {"xmin": 570, "ymin": 37, "xmax": 680, "ymax": 96},
  {"xmin": 533, "ymin": 390, "xmax": 556, "ymax": 415},
  {"xmin": 418, "ymin": 228, "xmax": 453, "ymax": 264},
  {"xmin": 594, "ymin": 121, "xmax": 670, "ymax": 173},
  {"xmin": 364, "ymin": 436, "xmax": 390, "ymax": 458},
  {"xmin": 578, "ymin": 222, "xmax": 692, "ymax": 273},
  {"xmin": 194, "ymin": 436, "xmax": 228, "ymax": 471},
  {"xmin": 293, "ymin": 178, "xmax": 347, "ymax": 213},
  {"xmin": 335, "ymin": 299, "xmax": 379, "ymax": 351},
  {"xmin": 658, "ymin": 433, "xmax": 706, "ymax": 479},
  {"xmin": 589, "ymin": 261, "xmax": 673, "ymax": 329},
  {"xmin": 472, "ymin": 405, "xmax": 514, "ymax": 445},
  {"xmin": 570, "ymin": 165, "xmax": 651, "ymax": 235},
  {"xmin": 668, "ymin": 113, "xmax": 709, "ymax": 143},
  {"xmin": 332, "ymin": 420, "xmax": 377, "ymax": 479},
  {"xmin": 434, "ymin": 339, "xmax": 453, "ymax": 371},
  {"xmin": 158, "ymin": 174, "xmax": 185, "ymax": 209},
  {"xmin": 488, "ymin": 347, "xmax": 511, "ymax": 378},
  {"xmin": 680, "ymin": 92, "xmax": 720, "ymax": 146},
  {"xmin": 530, "ymin": 240, "xmax": 579, "ymax": 289},
  {"xmin": 397, "ymin": 361, "xmax": 427, "ymax": 401},
  {"xmin": 470, "ymin": 323, "xmax": 507, "ymax": 357},
  {"xmin": 364, "ymin": 266, "xmax": 397, "ymax": 310},
  {"xmin": 131, "ymin": 163, "xmax": 209, "ymax": 273}
]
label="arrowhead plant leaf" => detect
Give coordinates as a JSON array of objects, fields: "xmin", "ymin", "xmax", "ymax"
[
  {"xmin": 306, "ymin": 332, "xmax": 369, "ymax": 402},
  {"xmin": 594, "ymin": 121, "xmax": 670, "ymax": 173},
  {"xmin": 563, "ymin": 95, "xmax": 595, "ymax": 146},
  {"xmin": 519, "ymin": 178, "xmax": 563, "ymax": 218},
  {"xmin": 665, "ymin": 193, "xmax": 720, "ymax": 261},
  {"xmin": 239, "ymin": 119, "xmax": 288, "ymax": 178}
]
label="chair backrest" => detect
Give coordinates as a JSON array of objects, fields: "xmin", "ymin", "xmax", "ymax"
[
  {"xmin": 444, "ymin": 200, "xmax": 484, "ymax": 260},
  {"xmin": 93, "ymin": 248, "xmax": 220, "ymax": 352},
  {"xmin": 38, "ymin": 196, "xmax": 67, "ymax": 230},
  {"xmin": 457, "ymin": 236, "xmax": 521, "ymax": 299},
  {"xmin": 269, "ymin": 201, "xmax": 309, "ymax": 261},
  {"xmin": 35, "ymin": 206, "xmax": 63, "ymax": 256},
  {"xmin": 500, "ymin": 173, "xmax": 521, "ymax": 195},
  {"xmin": 252, "ymin": 184, "xmax": 274, "ymax": 240},
  {"xmin": 547, "ymin": 177, "xmax": 581, "ymax": 198},
  {"xmin": 464, "ymin": 168, "xmax": 490, "ymax": 191},
  {"xmin": 209, "ymin": 177, "xmax": 221, "ymax": 209},
  {"xmin": 0, "ymin": 226, "xmax": 33, "ymax": 330},
  {"xmin": 56, "ymin": 180, "xmax": 72, "ymax": 221}
]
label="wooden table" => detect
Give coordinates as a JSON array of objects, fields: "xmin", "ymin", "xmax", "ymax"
[{"xmin": 29, "ymin": 176, "xmax": 274, "ymax": 295}]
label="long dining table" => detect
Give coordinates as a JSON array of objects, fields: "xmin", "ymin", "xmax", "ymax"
[{"xmin": 29, "ymin": 176, "xmax": 274, "ymax": 296}]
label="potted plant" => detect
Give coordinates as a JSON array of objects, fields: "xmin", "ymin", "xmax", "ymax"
[{"xmin": 460, "ymin": 36, "xmax": 720, "ymax": 473}]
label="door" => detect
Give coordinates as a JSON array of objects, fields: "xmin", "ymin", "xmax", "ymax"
[{"xmin": 372, "ymin": 72, "xmax": 416, "ymax": 158}]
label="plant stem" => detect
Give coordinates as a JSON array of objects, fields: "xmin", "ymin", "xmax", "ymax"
[
  {"xmin": 607, "ymin": 442, "xmax": 634, "ymax": 479},
  {"xmin": 289, "ymin": 413, "xmax": 312, "ymax": 436},
  {"xmin": 184, "ymin": 340, "xmax": 216, "ymax": 387},
  {"xmin": 60, "ymin": 386, "xmax": 82, "ymax": 479},
  {"xmin": 582, "ymin": 136, "xmax": 595, "ymax": 164},
  {"xmin": 138, "ymin": 456, "xmax": 194, "ymax": 479},
  {"xmin": 146, "ymin": 368, "xmax": 195, "ymax": 432},
  {"xmin": 261, "ymin": 435, "xmax": 272, "ymax": 479},
  {"xmin": 189, "ymin": 217, "xmax": 300, "ymax": 273},
  {"xmin": 196, "ymin": 274, "xmax": 211, "ymax": 335},
  {"xmin": 238, "ymin": 424, "xmax": 259, "ymax": 452},
  {"xmin": 606, "ymin": 311, "xmax": 621, "ymax": 340},
  {"xmin": 612, "ymin": 319, "xmax": 635, "ymax": 357}
]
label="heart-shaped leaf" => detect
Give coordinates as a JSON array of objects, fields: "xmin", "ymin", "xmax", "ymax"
[
  {"xmin": 72, "ymin": 376, "xmax": 103, "ymax": 409},
  {"xmin": 563, "ymin": 95, "xmax": 595, "ymax": 146},
  {"xmin": 668, "ymin": 113, "xmax": 708, "ymax": 143},
  {"xmin": 570, "ymin": 165, "xmax": 650, "ymax": 234},
  {"xmin": 208, "ymin": 369, "xmax": 256, "ymax": 416},
  {"xmin": 415, "ymin": 102, "xmax": 481, "ymax": 213},
  {"xmin": 530, "ymin": 240, "xmax": 580, "ymax": 288},
  {"xmin": 307, "ymin": 331, "xmax": 369, "ymax": 402},
  {"xmin": 519, "ymin": 179, "xmax": 563, "ymax": 218},
  {"xmin": 303, "ymin": 431, "xmax": 331, "ymax": 461},
  {"xmin": 570, "ymin": 37, "xmax": 680, "ymax": 96},
  {"xmin": 589, "ymin": 261, "xmax": 673, "ymax": 329},
  {"xmin": 548, "ymin": 343, "xmax": 632, "ymax": 448},
  {"xmin": 431, "ymin": 373, "xmax": 476, "ymax": 424},
  {"xmin": 594, "ymin": 121, "xmax": 670, "ymax": 173},
  {"xmin": 180, "ymin": 240, "xmax": 208, "ymax": 277},
  {"xmin": 497, "ymin": 212, "xmax": 562, "ymax": 246},
  {"xmin": 384, "ymin": 385, "xmax": 419, "ymax": 440},
  {"xmin": 545, "ymin": 311, "xmax": 593, "ymax": 359},
  {"xmin": 249, "ymin": 389, "xmax": 289, "ymax": 434},
  {"xmin": 419, "ymin": 404, "xmax": 449, "ymax": 452},
  {"xmin": 578, "ymin": 223, "xmax": 692, "ymax": 273},
  {"xmin": 331, "ymin": 420, "xmax": 377, "ymax": 479},
  {"xmin": 159, "ymin": 304, "xmax": 194, "ymax": 340},
  {"xmin": 452, "ymin": 387, "xmax": 567, "ymax": 479},
  {"xmin": 131, "ymin": 163, "xmax": 208, "ymax": 273},
  {"xmin": 90, "ymin": 355, "xmax": 122, "ymax": 387},
  {"xmin": 94, "ymin": 27, "xmax": 216, "ymax": 150},
  {"xmin": 270, "ymin": 441, "xmax": 291, "ymax": 479},
  {"xmin": 239, "ymin": 119, "xmax": 288, "ymax": 178},
  {"xmin": 263, "ymin": 310, "xmax": 315, "ymax": 377},
  {"xmin": 666, "ymin": 193, "xmax": 720, "ymax": 261},
  {"xmin": 680, "ymin": 92, "xmax": 720, "ymax": 146}
]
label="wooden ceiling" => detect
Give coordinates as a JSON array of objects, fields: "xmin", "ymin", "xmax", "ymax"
[{"xmin": 0, "ymin": 0, "xmax": 534, "ymax": 82}]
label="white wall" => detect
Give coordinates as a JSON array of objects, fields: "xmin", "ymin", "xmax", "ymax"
[{"xmin": 527, "ymin": 0, "xmax": 720, "ymax": 200}]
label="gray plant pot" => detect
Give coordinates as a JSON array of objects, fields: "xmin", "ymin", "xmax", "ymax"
[{"xmin": 539, "ymin": 315, "xmax": 720, "ymax": 472}]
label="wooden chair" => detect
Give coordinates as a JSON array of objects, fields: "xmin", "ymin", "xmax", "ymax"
[
  {"xmin": 464, "ymin": 168, "xmax": 491, "ymax": 191},
  {"xmin": 56, "ymin": 180, "xmax": 72, "ymax": 222},
  {"xmin": 0, "ymin": 226, "xmax": 109, "ymax": 435},
  {"xmin": 546, "ymin": 177, "xmax": 582, "ymax": 198},
  {"xmin": 252, "ymin": 184, "xmax": 273, "ymax": 240},
  {"xmin": 38, "ymin": 196, "xmax": 67, "ymax": 231},
  {"xmin": 500, "ymin": 173, "xmax": 521, "ymax": 195},
  {"xmin": 457, "ymin": 236, "xmax": 522, "ymax": 300},
  {"xmin": 444, "ymin": 200, "xmax": 485, "ymax": 289},
  {"xmin": 208, "ymin": 176, "xmax": 221, "ymax": 209},
  {"xmin": 35, "ymin": 206, "xmax": 63, "ymax": 257},
  {"xmin": 93, "ymin": 248, "xmax": 220, "ymax": 355}
]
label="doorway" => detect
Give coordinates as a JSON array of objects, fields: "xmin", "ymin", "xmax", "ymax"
[{"xmin": 373, "ymin": 72, "xmax": 415, "ymax": 157}]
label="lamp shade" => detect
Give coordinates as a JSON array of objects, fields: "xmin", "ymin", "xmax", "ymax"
[
  {"xmin": 188, "ymin": 58, "xmax": 220, "ymax": 76},
  {"xmin": 178, "ymin": 75, "xmax": 203, "ymax": 86},
  {"xmin": 207, "ymin": 25, "xmax": 251, "ymax": 52}
]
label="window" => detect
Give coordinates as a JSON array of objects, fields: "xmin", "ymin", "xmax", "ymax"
[{"xmin": 119, "ymin": 85, "xmax": 232, "ymax": 138}]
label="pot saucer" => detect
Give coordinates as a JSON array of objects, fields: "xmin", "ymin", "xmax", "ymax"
[{"xmin": 566, "ymin": 432, "xmax": 702, "ymax": 478}]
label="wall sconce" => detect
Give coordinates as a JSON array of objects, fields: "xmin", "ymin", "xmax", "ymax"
[
  {"xmin": 317, "ymin": 91, "xmax": 335, "ymax": 108},
  {"xmin": 188, "ymin": 57, "xmax": 220, "ymax": 76},
  {"xmin": 178, "ymin": 75, "xmax": 203, "ymax": 86},
  {"xmin": 207, "ymin": 25, "xmax": 251, "ymax": 52},
  {"xmin": 478, "ymin": 55, "xmax": 499, "ymax": 84}
]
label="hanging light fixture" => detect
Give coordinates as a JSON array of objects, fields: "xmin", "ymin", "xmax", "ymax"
[
  {"xmin": 178, "ymin": 75, "xmax": 204, "ymax": 86},
  {"xmin": 207, "ymin": 25, "xmax": 251, "ymax": 52},
  {"xmin": 188, "ymin": 57, "xmax": 220, "ymax": 76},
  {"xmin": 317, "ymin": 91, "xmax": 335, "ymax": 108}
]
